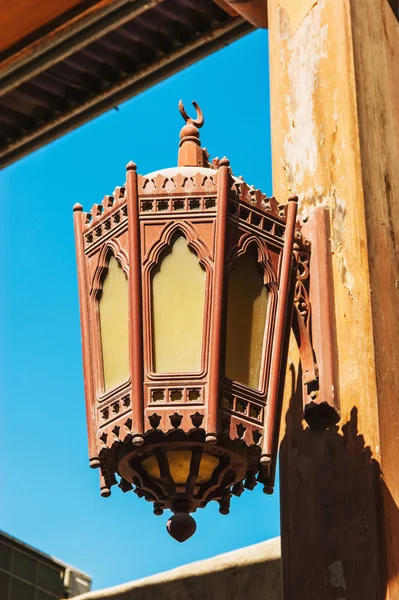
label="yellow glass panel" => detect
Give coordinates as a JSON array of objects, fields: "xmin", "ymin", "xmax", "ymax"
[
  {"xmin": 142, "ymin": 455, "xmax": 161, "ymax": 480},
  {"xmin": 142, "ymin": 451, "xmax": 219, "ymax": 485},
  {"xmin": 167, "ymin": 450, "xmax": 192, "ymax": 484},
  {"xmin": 99, "ymin": 256, "xmax": 130, "ymax": 392},
  {"xmin": 197, "ymin": 453, "xmax": 219, "ymax": 484},
  {"xmin": 225, "ymin": 248, "xmax": 268, "ymax": 389},
  {"xmin": 151, "ymin": 236, "xmax": 206, "ymax": 373}
]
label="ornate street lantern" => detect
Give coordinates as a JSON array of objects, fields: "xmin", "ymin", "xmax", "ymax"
[{"xmin": 73, "ymin": 101, "xmax": 339, "ymax": 541}]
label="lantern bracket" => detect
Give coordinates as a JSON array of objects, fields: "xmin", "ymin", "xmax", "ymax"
[
  {"xmin": 296, "ymin": 207, "xmax": 341, "ymax": 429},
  {"xmin": 292, "ymin": 305, "xmax": 319, "ymax": 386},
  {"xmin": 292, "ymin": 236, "xmax": 319, "ymax": 387}
]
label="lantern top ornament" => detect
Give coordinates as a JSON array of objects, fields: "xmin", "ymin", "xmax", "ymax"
[
  {"xmin": 73, "ymin": 101, "xmax": 333, "ymax": 542},
  {"xmin": 177, "ymin": 100, "xmax": 210, "ymax": 169}
]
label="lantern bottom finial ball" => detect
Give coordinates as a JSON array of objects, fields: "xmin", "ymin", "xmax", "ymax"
[{"xmin": 166, "ymin": 513, "xmax": 196, "ymax": 543}]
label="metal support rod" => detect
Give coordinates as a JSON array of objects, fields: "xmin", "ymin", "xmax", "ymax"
[
  {"xmin": 207, "ymin": 157, "xmax": 230, "ymax": 442},
  {"xmin": 262, "ymin": 196, "xmax": 298, "ymax": 457},
  {"xmin": 126, "ymin": 161, "xmax": 144, "ymax": 444}
]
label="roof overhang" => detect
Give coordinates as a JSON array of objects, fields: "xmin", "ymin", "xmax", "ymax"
[{"xmin": 0, "ymin": 0, "xmax": 255, "ymax": 169}]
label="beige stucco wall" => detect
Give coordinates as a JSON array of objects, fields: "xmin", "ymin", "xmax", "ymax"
[{"xmin": 69, "ymin": 537, "xmax": 281, "ymax": 600}]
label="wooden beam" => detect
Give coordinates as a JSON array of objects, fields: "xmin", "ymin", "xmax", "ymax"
[
  {"xmin": 0, "ymin": 18, "xmax": 253, "ymax": 169},
  {"xmin": 0, "ymin": 0, "xmax": 160, "ymax": 86},
  {"xmin": 221, "ymin": 0, "xmax": 268, "ymax": 28},
  {"xmin": 268, "ymin": 0, "xmax": 399, "ymax": 597},
  {"xmin": 0, "ymin": 0, "xmax": 93, "ymax": 56}
]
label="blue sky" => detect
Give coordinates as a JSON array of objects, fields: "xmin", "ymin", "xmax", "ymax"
[{"xmin": 0, "ymin": 29, "xmax": 279, "ymax": 591}]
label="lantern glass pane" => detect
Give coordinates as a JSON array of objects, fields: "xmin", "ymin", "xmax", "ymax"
[
  {"xmin": 141, "ymin": 451, "xmax": 219, "ymax": 485},
  {"xmin": 167, "ymin": 451, "xmax": 219, "ymax": 484},
  {"xmin": 167, "ymin": 450, "xmax": 192, "ymax": 484},
  {"xmin": 225, "ymin": 247, "xmax": 268, "ymax": 389},
  {"xmin": 141, "ymin": 455, "xmax": 160, "ymax": 480},
  {"xmin": 197, "ymin": 453, "xmax": 220, "ymax": 483},
  {"xmin": 151, "ymin": 236, "xmax": 206, "ymax": 373},
  {"xmin": 99, "ymin": 256, "xmax": 130, "ymax": 392}
]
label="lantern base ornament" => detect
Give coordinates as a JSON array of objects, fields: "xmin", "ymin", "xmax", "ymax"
[
  {"xmin": 73, "ymin": 101, "xmax": 340, "ymax": 539},
  {"xmin": 167, "ymin": 513, "xmax": 197, "ymax": 543},
  {"xmin": 114, "ymin": 428, "xmax": 264, "ymax": 539}
]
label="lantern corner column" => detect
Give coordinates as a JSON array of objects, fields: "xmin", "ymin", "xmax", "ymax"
[
  {"xmin": 206, "ymin": 157, "xmax": 231, "ymax": 442},
  {"xmin": 73, "ymin": 202, "xmax": 100, "ymax": 468},
  {"xmin": 126, "ymin": 160, "xmax": 145, "ymax": 446}
]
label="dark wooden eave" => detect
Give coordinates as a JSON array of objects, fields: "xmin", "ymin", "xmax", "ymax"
[{"xmin": 0, "ymin": 0, "xmax": 253, "ymax": 169}]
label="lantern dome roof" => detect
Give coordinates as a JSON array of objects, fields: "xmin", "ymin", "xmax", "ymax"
[
  {"xmin": 145, "ymin": 166, "xmax": 214, "ymax": 179},
  {"xmin": 145, "ymin": 165, "xmax": 240, "ymax": 182}
]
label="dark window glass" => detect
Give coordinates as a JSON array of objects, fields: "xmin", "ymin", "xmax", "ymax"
[
  {"xmin": 0, "ymin": 570, "xmax": 10, "ymax": 598},
  {"xmin": 10, "ymin": 577, "xmax": 35, "ymax": 600},
  {"xmin": 37, "ymin": 590, "xmax": 57, "ymax": 600},
  {"xmin": 37, "ymin": 563, "xmax": 62, "ymax": 594},
  {"xmin": 70, "ymin": 573, "xmax": 91, "ymax": 596},
  {"xmin": 12, "ymin": 551, "xmax": 36, "ymax": 583},
  {"xmin": 0, "ymin": 542, "xmax": 11, "ymax": 572}
]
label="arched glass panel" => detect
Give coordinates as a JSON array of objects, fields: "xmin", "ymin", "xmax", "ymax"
[
  {"xmin": 99, "ymin": 256, "xmax": 130, "ymax": 392},
  {"xmin": 151, "ymin": 235, "xmax": 206, "ymax": 373},
  {"xmin": 225, "ymin": 247, "xmax": 268, "ymax": 390}
]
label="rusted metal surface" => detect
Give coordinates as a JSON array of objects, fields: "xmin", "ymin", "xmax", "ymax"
[
  {"xmin": 0, "ymin": 0, "xmax": 253, "ymax": 169},
  {"xmin": 302, "ymin": 207, "xmax": 340, "ymax": 428},
  {"xmin": 73, "ymin": 102, "xmax": 305, "ymax": 539},
  {"xmin": 73, "ymin": 202, "xmax": 98, "ymax": 466},
  {"xmin": 207, "ymin": 157, "xmax": 229, "ymax": 440},
  {"xmin": 262, "ymin": 196, "xmax": 297, "ymax": 459},
  {"xmin": 177, "ymin": 100, "xmax": 207, "ymax": 168}
]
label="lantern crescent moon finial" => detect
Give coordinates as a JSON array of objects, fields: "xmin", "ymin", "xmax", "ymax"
[{"xmin": 178, "ymin": 100, "xmax": 204, "ymax": 128}]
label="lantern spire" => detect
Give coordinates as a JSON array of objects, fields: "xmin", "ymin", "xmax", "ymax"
[{"xmin": 178, "ymin": 100, "xmax": 210, "ymax": 168}]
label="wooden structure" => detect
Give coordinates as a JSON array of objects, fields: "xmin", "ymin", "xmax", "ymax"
[
  {"xmin": 265, "ymin": 1, "xmax": 399, "ymax": 598},
  {"xmin": 0, "ymin": 0, "xmax": 253, "ymax": 169}
]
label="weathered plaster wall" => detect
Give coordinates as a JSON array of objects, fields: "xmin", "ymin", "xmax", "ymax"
[
  {"xmin": 69, "ymin": 538, "xmax": 281, "ymax": 600},
  {"xmin": 268, "ymin": 0, "xmax": 399, "ymax": 598}
]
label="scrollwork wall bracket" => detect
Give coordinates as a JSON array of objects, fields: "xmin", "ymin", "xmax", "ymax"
[{"xmin": 293, "ymin": 207, "xmax": 340, "ymax": 428}]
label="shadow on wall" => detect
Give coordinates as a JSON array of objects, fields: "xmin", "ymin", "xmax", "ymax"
[{"xmin": 279, "ymin": 363, "xmax": 399, "ymax": 599}]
